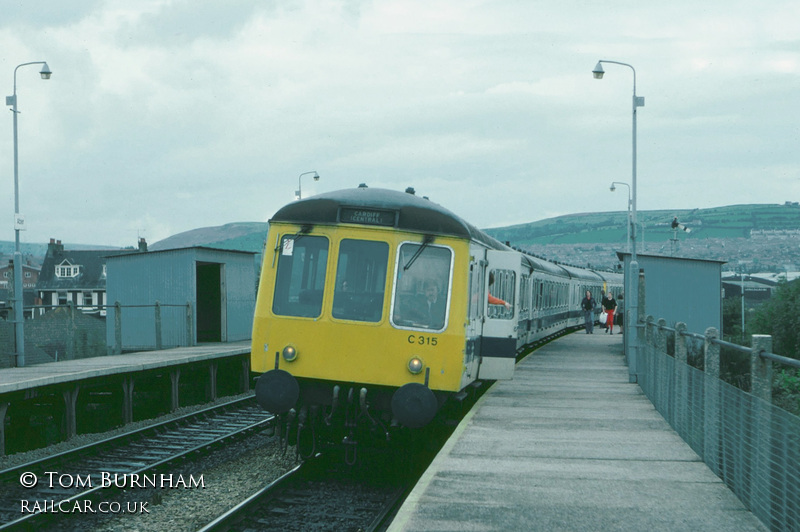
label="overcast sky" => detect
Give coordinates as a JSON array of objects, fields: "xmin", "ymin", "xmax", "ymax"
[{"xmin": 2, "ymin": 0, "xmax": 798, "ymax": 248}]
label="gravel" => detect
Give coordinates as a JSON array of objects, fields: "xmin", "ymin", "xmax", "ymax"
[
  {"xmin": 87, "ymin": 431, "xmax": 297, "ymax": 532},
  {"xmin": 2, "ymin": 392, "xmax": 299, "ymax": 531}
]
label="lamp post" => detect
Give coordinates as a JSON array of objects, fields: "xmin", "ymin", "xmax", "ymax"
[
  {"xmin": 296, "ymin": 171, "xmax": 319, "ymax": 200},
  {"xmin": 593, "ymin": 59, "xmax": 644, "ymax": 383},
  {"xmin": 610, "ymin": 181, "xmax": 631, "ymax": 254},
  {"xmin": 6, "ymin": 61, "xmax": 51, "ymax": 368}
]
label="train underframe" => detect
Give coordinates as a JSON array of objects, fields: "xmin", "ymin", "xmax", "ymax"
[{"xmin": 255, "ymin": 370, "xmax": 475, "ymax": 464}]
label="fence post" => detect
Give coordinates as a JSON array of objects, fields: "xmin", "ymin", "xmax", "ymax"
[
  {"xmin": 186, "ymin": 301, "xmax": 194, "ymax": 347},
  {"xmin": 154, "ymin": 301, "xmax": 162, "ymax": 351},
  {"xmin": 642, "ymin": 315, "xmax": 655, "ymax": 392},
  {"xmin": 750, "ymin": 335, "xmax": 773, "ymax": 403},
  {"xmin": 750, "ymin": 334, "xmax": 773, "ymax": 520},
  {"xmin": 66, "ymin": 301, "xmax": 76, "ymax": 360},
  {"xmin": 674, "ymin": 323, "xmax": 688, "ymax": 437},
  {"xmin": 632, "ymin": 268, "xmax": 646, "ymax": 383},
  {"xmin": 114, "ymin": 302, "xmax": 122, "ymax": 355},
  {"xmin": 656, "ymin": 318, "xmax": 669, "ymax": 420},
  {"xmin": 703, "ymin": 327, "xmax": 720, "ymax": 475}
]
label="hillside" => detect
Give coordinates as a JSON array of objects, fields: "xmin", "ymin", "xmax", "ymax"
[
  {"xmin": 484, "ymin": 203, "xmax": 800, "ymax": 246},
  {"xmin": 148, "ymin": 222, "xmax": 268, "ymax": 253},
  {"xmin": 3, "ymin": 203, "xmax": 798, "ymax": 272},
  {"xmin": 484, "ymin": 203, "xmax": 800, "ymax": 271}
]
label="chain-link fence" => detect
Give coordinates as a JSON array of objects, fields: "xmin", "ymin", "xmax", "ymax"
[
  {"xmin": 639, "ymin": 318, "xmax": 799, "ymax": 531},
  {"xmin": 1, "ymin": 301, "xmax": 194, "ymax": 367}
]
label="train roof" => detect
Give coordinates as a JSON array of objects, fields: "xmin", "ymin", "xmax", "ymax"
[
  {"xmin": 270, "ymin": 186, "xmax": 507, "ymax": 250},
  {"xmin": 557, "ymin": 263, "xmax": 611, "ymax": 282},
  {"xmin": 520, "ymin": 254, "xmax": 571, "ymax": 277}
]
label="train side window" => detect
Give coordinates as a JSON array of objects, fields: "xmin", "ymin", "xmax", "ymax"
[
  {"xmin": 488, "ymin": 268, "xmax": 515, "ymax": 320},
  {"xmin": 467, "ymin": 261, "xmax": 485, "ymax": 323},
  {"xmin": 332, "ymin": 239, "xmax": 389, "ymax": 322},
  {"xmin": 391, "ymin": 243, "xmax": 452, "ymax": 331},
  {"xmin": 520, "ymin": 274, "xmax": 531, "ymax": 317},
  {"xmin": 272, "ymin": 235, "xmax": 329, "ymax": 318}
]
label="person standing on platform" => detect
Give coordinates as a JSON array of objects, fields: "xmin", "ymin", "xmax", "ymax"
[
  {"xmin": 602, "ymin": 292, "xmax": 618, "ymax": 334},
  {"xmin": 580, "ymin": 290, "xmax": 596, "ymax": 334}
]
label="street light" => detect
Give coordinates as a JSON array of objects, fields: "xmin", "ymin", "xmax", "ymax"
[
  {"xmin": 610, "ymin": 181, "xmax": 631, "ymax": 254},
  {"xmin": 593, "ymin": 59, "xmax": 644, "ymax": 383},
  {"xmin": 6, "ymin": 61, "xmax": 51, "ymax": 367},
  {"xmin": 296, "ymin": 171, "xmax": 319, "ymax": 200}
]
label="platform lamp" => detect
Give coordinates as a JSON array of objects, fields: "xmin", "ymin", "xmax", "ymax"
[
  {"xmin": 593, "ymin": 59, "xmax": 644, "ymax": 383},
  {"xmin": 7, "ymin": 61, "xmax": 52, "ymax": 367},
  {"xmin": 296, "ymin": 171, "xmax": 320, "ymax": 200}
]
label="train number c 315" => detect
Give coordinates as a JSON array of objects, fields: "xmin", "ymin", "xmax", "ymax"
[{"xmin": 407, "ymin": 334, "xmax": 438, "ymax": 346}]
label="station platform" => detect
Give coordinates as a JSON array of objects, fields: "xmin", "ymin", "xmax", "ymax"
[
  {"xmin": 0, "ymin": 341, "xmax": 251, "ymax": 395},
  {"xmin": 0, "ymin": 342, "xmax": 252, "ymax": 456},
  {"xmin": 389, "ymin": 332, "xmax": 767, "ymax": 531}
]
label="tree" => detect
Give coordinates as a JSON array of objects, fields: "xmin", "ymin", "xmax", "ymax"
[
  {"xmin": 722, "ymin": 296, "xmax": 746, "ymax": 345},
  {"xmin": 751, "ymin": 279, "xmax": 800, "ymax": 361}
]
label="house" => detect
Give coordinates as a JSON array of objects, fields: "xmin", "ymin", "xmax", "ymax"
[
  {"xmin": 0, "ymin": 259, "xmax": 41, "ymax": 291},
  {"xmin": 35, "ymin": 238, "xmax": 144, "ymax": 316},
  {"xmin": 0, "ymin": 259, "xmax": 41, "ymax": 319}
]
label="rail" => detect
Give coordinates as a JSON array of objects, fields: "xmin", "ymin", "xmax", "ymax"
[
  {"xmin": 636, "ymin": 316, "xmax": 799, "ymax": 531},
  {"xmin": 649, "ymin": 319, "xmax": 800, "ymax": 370}
]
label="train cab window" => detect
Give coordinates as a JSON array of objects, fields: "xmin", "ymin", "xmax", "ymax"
[
  {"xmin": 391, "ymin": 243, "xmax": 452, "ymax": 331},
  {"xmin": 332, "ymin": 239, "xmax": 389, "ymax": 322},
  {"xmin": 272, "ymin": 235, "xmax": 329, "ymax": 318},
  {"xmin": 488, "ymin": 268, "xmax": 515, "ymax": 320}
]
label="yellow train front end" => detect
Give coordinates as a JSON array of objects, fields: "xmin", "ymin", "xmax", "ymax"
[{"xmin": 251, "ymin": 187, "xmax": 475, "ymax": 455}]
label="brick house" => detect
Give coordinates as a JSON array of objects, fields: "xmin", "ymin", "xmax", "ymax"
[
  {"xmin": 0, "ymin": 259, "xmax": 40, "ymax": 319},
  {"xmin": 0, "ymin": 259, "xmax": 41, "ymax": 291}
]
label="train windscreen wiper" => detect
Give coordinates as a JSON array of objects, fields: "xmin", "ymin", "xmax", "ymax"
[
  {"xmin": 403, "ymin": 235, "xmax": 435, "ymax": 271},
  {"xmin": 272, "ymin": 225, "xmax": 313, "ymax": 267}
]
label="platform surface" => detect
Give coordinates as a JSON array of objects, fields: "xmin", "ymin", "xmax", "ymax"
[
  {"xmin": 0, "ymin": 341, "xmax": 251, "ymax": 394},
  {"xmin": 389, "ymin": 331, "xmax": 767, "ymax": 532}
]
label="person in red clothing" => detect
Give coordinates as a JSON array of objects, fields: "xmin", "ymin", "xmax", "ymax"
[
  {"xmin": 602, "ymin": 292, "xmax": 617, "ymax": 334},
  {"xmin": 488, "ymin": 293, "xmax": 510, "ymax": 309}
]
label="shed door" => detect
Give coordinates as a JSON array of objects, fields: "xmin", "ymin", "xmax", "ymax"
[{"xmin": 197, "ymin": 262, "xmax": 227, "ymax": 342}]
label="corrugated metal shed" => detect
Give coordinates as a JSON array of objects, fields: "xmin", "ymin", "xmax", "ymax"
[
  {"xmin": 617, "ymin": 252, "xmax": 726, "ymax": 335},
  {"xmin": 105, "ymin": 247, "xmax": 256, "ymax": 351}
]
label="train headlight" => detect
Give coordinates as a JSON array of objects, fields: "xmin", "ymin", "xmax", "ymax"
[
  {"xmin": 282, "ymin": 345, "xmax": 298, "ymax": 362},
  {"xmin": 407, "ymin": 356, "xmax": 424, "ymax": 375}
]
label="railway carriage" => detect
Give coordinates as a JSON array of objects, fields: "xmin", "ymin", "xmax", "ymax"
[{"xmin": 251, "ymin": 185, "xmax": 621, "ymax": 458}]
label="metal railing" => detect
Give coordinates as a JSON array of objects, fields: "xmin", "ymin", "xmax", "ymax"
[
  {"xmin": 1, "ymin": 301, "xmax": 194, "ymax": 365},
  {"xmin": 638, "ymin": 317, "xmax": 799, "ymax": 531}
]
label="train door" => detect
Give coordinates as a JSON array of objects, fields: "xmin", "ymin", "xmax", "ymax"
[
  {"xmin": 478, "ymin": 250, "xmax": 520, "ymax": 380},
  {"xmin": 461, "ymin": 245, "xmax": 486, "ymax": 388}
]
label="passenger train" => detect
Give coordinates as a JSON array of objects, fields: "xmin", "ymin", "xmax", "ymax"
[{"xmin": 251, "ymin": 185, "xmax": 622, "ymax": 458}]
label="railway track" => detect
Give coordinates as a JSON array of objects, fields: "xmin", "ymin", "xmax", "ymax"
[
  {"xmin": 199, "ymin": 456, "xmax": 410, "ymax": 532},
  {"xmin": 0, "ymin": 396, "xmax": 273, "ymax": 531}
]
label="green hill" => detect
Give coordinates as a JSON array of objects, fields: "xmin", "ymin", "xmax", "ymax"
[
  {"xmin": 484, "ymin": 203, "xmax": 800, "ymax": 246},
  {"xmin": 3, "ymin": 204, "xmax": 799, "ymax": 272},
  {"xmin": 148, "ymin": 222, "xmax": 268, "ymax": 253}
]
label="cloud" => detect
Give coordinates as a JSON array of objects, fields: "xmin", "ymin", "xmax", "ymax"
[{"xmin": 0, "ymin": 0, "xmax": 798, "ymax": 247}]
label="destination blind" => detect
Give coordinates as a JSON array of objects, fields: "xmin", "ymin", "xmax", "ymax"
[{"xmin": 339, "ymin": 207, "xmax": 396, "ymax": 227}]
